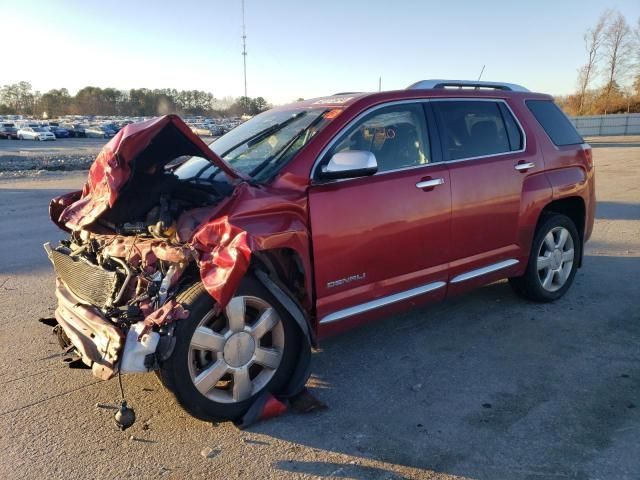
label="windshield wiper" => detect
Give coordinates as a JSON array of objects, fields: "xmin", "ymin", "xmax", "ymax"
[
  {"xmin": 220, "ymin": 111, "xmax": 308, "ymax": 157},
  {"xmin": 249, "ymin": 110, "xmax": 329, "ymax": 179},
  {"xmin": 201, "ymin": 112, "xmax": 309, "ymax": 182}
]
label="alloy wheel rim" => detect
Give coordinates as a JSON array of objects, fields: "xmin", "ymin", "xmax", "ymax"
[
  {"xmin": 537, "ymin": 226, "xmax": 574, "ymax": 292},
  {"xmin": 188, "ymin": 296, "xmax": 284, "ymax": 404}
]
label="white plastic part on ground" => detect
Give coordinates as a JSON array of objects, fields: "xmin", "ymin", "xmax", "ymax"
[{"xmin": 119, "ymin": 322, "xmax": 160, "ymax": 374}]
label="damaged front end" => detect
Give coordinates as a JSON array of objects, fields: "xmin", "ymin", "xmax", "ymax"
[
  {"xmin": 44, "ymin": 115, "xmax": 250, "ymax": 380},
  {"xmin": 44, "ymin": 234, "xmax": 192, "ymax": 379}
]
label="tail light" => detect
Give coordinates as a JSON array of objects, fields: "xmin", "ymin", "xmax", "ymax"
[{"xmin": 580, "ymin": 143, "xmax": 593, "ymax": 170}]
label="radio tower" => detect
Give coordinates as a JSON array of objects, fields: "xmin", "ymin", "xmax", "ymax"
[{"xmin": 241, "ymin": 0, "xmax": 248, "ymax": 98}]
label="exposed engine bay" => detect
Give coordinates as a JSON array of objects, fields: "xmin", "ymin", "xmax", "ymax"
[
  {"xmin": 45, "ymin": 171, "xmax": 233, "ymax": 379},
  {"xmin": 43, "ymin": 115, "xmax": 251, "ymax": 380}
]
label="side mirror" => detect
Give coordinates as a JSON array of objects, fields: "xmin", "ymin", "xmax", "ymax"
[{"xmin": 320, "ymin": 150, "xmax": 378, "ymax": 180}]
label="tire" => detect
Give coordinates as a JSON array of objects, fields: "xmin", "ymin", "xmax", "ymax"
[
  {"xmin": 18, "ymin": 135, "xmax": 23, "ymax": 140},
  {"xmin": 509, "ymin": 213, "xmax": 581, "ymax": 302},
  {"xmin": 157, "ymin": 275, "xmax": 303, "ymax": 421}
]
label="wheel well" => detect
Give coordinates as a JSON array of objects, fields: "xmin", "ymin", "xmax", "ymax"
[
  {"xmin": 539, "ymin": 196, "xmax": 585, "ymax": 265},
  {"xmin": 540, "ymin": 197, "xmax": 585, "ymax": 240},
  {"xmin": 251, "ymin": 248, "xmax": 309, "ymax": 309}
]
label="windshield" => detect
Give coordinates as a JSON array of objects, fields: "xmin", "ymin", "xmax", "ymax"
[{"xmin": 175, "ymin": 107, "xmax": 337, "ymax": 183}]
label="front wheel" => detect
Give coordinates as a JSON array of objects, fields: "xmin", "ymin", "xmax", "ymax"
[
  {"xmin": 157, "ymin": 276, "xmax": 303, "ymax": 421},
  {"xmin": 510, "ymin": 213, "xmax": 581, "ymax": 302}
]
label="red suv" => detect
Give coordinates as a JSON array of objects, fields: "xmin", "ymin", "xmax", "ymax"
[{"xmin": 45, "ymin": 80, "xmax": 595, "ymax": 422}]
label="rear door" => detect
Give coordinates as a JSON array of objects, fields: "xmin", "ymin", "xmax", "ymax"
[
  {"xmin": 308, "ymin": 102, "xmax": 451, "ymax": 336},
  {"xmin": 431, "ymin": 99, "xmax": 540, "ymax": 293}
]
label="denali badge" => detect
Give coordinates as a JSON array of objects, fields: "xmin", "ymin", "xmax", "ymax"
[{"xmin": 327, "ymin": 273, "xmax": 366, "ymax": 289}]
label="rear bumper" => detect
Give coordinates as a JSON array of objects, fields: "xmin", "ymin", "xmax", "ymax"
[{"xmin": 54, "ymin": 279, "xmax": 124, "ymax": 380}]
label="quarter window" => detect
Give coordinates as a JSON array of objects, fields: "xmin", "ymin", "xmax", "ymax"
[
  {"xmin": 526, "ymin": 100, "xmax": 583, "ymax": 146},
  {"xmin": 433, "ymin": 101, "xmax": 523, "ymax": 161},
  {"xmin": 325, "ymin": 104, "xmax": 430, "ymax": 173}
]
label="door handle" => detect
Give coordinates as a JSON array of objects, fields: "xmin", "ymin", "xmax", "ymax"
[
  {"xmin": 514, "ymin": 162, "xmax": 535, "ymax": 171},
  {"xmin": 416, "ymin": 178, "xmax": 445, "ymax": 189}
]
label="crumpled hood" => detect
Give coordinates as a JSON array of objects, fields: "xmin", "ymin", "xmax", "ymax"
[{"xmin": 59, "ymin": 114, "xmax": 242, "ymax": 230}]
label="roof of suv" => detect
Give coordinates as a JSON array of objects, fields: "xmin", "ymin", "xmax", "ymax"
[{"xmin": 288, "ymin": 80, "xmax": 552, "ymax": 110}]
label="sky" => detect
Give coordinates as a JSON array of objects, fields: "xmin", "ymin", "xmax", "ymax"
[{"xmin": 1, "ymin": 0, "xmax": 638, "ymax": 104}]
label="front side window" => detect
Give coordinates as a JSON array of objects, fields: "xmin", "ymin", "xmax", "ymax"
[
  {"xmin": 323, "ymin": 103, "xmax": 430, "ymax": 173},
  {"xmin": 433, "ymin": 100, "xmax": 522, "ymax": 161}
]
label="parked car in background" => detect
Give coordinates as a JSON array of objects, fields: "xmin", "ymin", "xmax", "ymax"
[
  {"xmin": 62, "ymin": 124, "xmax": 86, "ymax": 138},
  {"xmin": 85, "ymin": 125, "xmax": 108, "ymax": 138},
  {"xmin": 0, "ymin": 123, "xmax": 18, "ymax": 139},
  {"xmin": 190, "ymin": 124, "xmax": 212, "ymax": 136},
  {"xmin": 51, "ymin": 126, "xmax": 70, "ymax": 138},
  {"xmin": 102, "ymin": 123, "xmax": 120, "ymax": 133},
  {"xmin": 98, "ymin": 125, "xmax": 116, "ymax": 137},
  {"xmin": 208, "ymin": 125, "xmax": 224, "ymax": 136},
  {"xmin": 17, "ymin": 126, "xmax": 56, "ymax": 141}
]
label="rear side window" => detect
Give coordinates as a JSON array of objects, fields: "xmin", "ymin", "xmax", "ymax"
[
  {"xmin": 526, "ymin": 100, "xmax": 583, "ymax": 146},
  {"xmin": 432, "ymin": 101, "xmax": 522, "ymax": 161}
]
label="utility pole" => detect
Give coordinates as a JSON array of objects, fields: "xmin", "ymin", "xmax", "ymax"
[
  {"xmin": 378, "ymin": 76, "xmax": 382, "ymax": 92},
  {"xmin": 241, "ymin": 0, "xmax": 248, "ymax": 99}
]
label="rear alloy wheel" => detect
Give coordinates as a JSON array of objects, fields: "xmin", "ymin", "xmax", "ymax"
[
  {"xmin": 509, "ymin": 213, "xmax": 581, "ymax": 302},
  {"xmin": 158, "ymin": 277, "xmax": 302, "ymax": 421},
  {"xmin": 536, "ymin": 226, "xmax": 575, "ymax": 292}
]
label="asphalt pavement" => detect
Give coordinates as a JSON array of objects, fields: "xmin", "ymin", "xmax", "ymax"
[{"xmin": 0, "ymin": 141, "xmax": 638, "ymax": 479}]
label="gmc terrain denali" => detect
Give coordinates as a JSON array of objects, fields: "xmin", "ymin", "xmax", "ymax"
[{"xmin": 45, "ymin": 80, "xmax": 595, "ymax": 421}]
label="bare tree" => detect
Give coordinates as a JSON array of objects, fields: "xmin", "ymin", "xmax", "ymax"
[
  {"xmin": 577, "ymin": 12, "xmax": 608, "ymax": 114},
  {"xmin": 602, "ymin": 12, "xmax": 634, "ymax": 113}
]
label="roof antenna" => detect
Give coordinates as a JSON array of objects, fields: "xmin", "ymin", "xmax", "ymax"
[{"xmin": 477, "ymin": 65, "xmax": 485, "ymax": 81}]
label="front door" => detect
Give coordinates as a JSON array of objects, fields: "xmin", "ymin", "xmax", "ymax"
[{"xmin": 308, "ymin": 102, "xmax": 451, "ymax": 337}]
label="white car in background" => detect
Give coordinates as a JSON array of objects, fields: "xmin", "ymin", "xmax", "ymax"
[
  {"xmin": 17, "ymin": 127, "xmax": 56, "ymax": 141},
  {"xmin": 190, "ymin": 124, "xmax": 212, "ymax": 136}
]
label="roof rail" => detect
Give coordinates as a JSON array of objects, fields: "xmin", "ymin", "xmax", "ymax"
[{"xmin": 407, "ymin": 79, "xmax": 529, "ymax": 92}]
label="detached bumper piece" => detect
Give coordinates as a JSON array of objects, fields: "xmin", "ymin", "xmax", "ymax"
[{"xmin": 54, "ymin": 279, "xmax": 123, "ymax": 380}]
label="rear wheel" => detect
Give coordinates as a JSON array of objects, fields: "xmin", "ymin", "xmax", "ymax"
[
  {"xmin": 509, "ymin": 213, "xmax": 580, "ymax": 302},
  {"xmin": 157, "ymin": 276, "xmax": 303, "ymax": 421}
]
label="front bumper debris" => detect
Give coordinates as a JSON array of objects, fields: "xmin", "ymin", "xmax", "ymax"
[{"xmin": 54, "ymin": 279, "xmax": 124, "ymax": 380}]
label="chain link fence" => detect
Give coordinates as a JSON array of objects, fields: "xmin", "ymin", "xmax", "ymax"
[{"xmin": 570, "ymin": 114, "xmax": 640, "ymax": 136}]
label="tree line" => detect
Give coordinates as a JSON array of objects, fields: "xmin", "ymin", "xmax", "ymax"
[
  {"xmin": 557, "ymin": 10, "xmax": 640, "ymax": 115},
  {"xmin": 0, "ymin": 82, "xmax": 270, "ymax": 118}
]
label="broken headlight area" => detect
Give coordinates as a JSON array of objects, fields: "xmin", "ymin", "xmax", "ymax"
[{"xmin": 44, "ymin": 229, "xmax": 195, "ymax": 379}]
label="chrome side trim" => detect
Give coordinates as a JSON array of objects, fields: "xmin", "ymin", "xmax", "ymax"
[
  {"xmin": 319, "ymin": 281, "xmax": 446, "ymax": 325},
  {"xmin": 450, "ymin": 259, "xmax": 519, "ymax": 284}
]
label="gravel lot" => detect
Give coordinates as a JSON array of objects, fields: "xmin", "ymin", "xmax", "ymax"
[
  {"xmin": 0, "ymin": 136, "xmax": 213, "ymax": 178},
  {"xmin": 0, "ymin": 138, "xmax": 107, "ymax": 177},
  {"xmin": 0, "ymin": 140, "xmax": 638, "ymax": 479}
]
